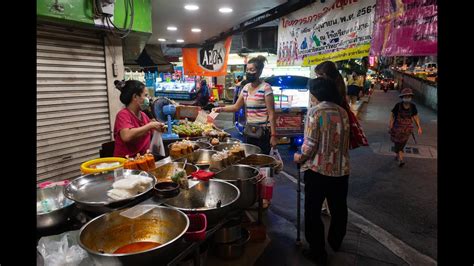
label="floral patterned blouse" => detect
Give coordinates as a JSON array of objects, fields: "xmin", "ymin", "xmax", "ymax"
[{"xmin": 300, "ymin": 101, "xmax": 350, "ymax": 177}]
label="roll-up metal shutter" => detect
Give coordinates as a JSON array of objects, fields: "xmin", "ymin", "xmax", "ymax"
[{"xmin": 37, "ymin": 24, "xmax": 111, "ymax": 182}]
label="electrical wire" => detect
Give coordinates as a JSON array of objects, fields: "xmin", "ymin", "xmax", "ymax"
[{"xmin": 94, "ymin": 0, "xmax": 135, "ymax": 39}]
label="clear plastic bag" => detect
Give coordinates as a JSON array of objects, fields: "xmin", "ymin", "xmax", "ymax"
[
  {"xmin": 150, "ymin": 131, "xmax": 165, "ymax": 156},
  {"xmin": 37, "ymin": 231, "xmax": 90, "ymax": 266},
  {"xmin": 269, "ymin": 148, "xmax": 283, "ymax": 174}
]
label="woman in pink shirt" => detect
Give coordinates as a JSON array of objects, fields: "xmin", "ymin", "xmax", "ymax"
[{"xmin": 113, "ymin": 80, "xmax": 164, "ymax": 158}]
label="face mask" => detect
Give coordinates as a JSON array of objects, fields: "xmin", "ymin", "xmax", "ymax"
[
  {"xmin": 402, "ymin": 97, "xmax": 412, "ymax": 103},
  {"xmin": 246, "ymin": 72, "xmax": 258, "ymax": 82},
  {"xmin": 140, "ymin": 97, "xmax": 150, "ymax": 110}
]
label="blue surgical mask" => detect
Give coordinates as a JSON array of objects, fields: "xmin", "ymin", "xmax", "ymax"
[
  {"xmin": 140, "ymin": 97, "xmax": 150, "ymax": 110},
  {"xmin": 402, "ymin": 98, "xmax": 412, "ymax": 103}
]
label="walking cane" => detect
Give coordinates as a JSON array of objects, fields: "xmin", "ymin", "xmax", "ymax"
[
  {"xmin": 411, "ymin": 132, "xmax": 417, "ymax": 144},
  {"xmin": 296, "ymin": 163, "xmax": 302, "ymax": 246}
]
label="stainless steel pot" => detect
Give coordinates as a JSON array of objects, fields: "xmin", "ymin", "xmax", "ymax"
[
  {"xmin": 63, "ymin": 169, "xmax": 156, "ymax": 214},
  {"xmin": 174, "ymin": 149, "xmax": 217, "ymax": 169},
  {"xmin": 79, "ymin": 205, "xmax": 189, "ymax": 265},
  {"xmin": 167, "ymin": 141, "xmax": 212, "ymax": 151},
  {"xmin": 214, "ymin": 228, "xmax": 250, "ymax": 260},
  {"xmin": 214, "ymin": 218, "xmax": 242, "ymax": 244},
  {"xmin": 37, "ymin": 186, "xmax": 75, "ymax": 230},
  {"xmin": 214, "ymin": 165, "xmax": 263, "ymax": 209},
  {"xmin": 212, "ymin": 143, "xmax": 262, "ymax": 157},
  {"xmin": 164, "ymin": 180, "xmax": 240, "ymax": 225}
]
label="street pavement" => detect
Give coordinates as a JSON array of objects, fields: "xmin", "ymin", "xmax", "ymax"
[{"xmin": 216, "ymin": 88, "xmax": 437, "ymax": 265}]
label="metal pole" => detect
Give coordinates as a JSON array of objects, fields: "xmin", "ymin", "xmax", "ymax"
[{"xmin": 296, "ymin": 163, "xmax": 302, "ymax": 246}]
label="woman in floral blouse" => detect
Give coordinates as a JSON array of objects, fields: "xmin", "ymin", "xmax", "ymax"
[{"xmin": 294, "ymin": 77, "xmax": 350, "ymax": 265}]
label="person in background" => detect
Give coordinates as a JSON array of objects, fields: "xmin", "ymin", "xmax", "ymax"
[
  {"xmin": 347, "ymin": 72, "xmax": 362, "ymax": 107},
  {"xmin": 194, "ymin": 79, "xmax": 210, "ymax": 108},
  {"xmin": 294, "ymin": 78, "xmax": 350, "ymax": 265},
  {"xmin": 389, "ymin": 88, "xmax": 422, "ymax": 167},
  {"xmin": 213, "ymin": 55, "xmax": 277, "ymax": 154},
  {"xmin": 314, "ymin": 62, "xmax": 347, "ymax": 105},
  {"xmin": 113, "ymin": 80, "xmax": 164, "ymax": 158}
]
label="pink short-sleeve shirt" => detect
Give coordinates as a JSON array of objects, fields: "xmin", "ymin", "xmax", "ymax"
[{"xmin": 113, "ymin": 108, "xmax": 151, "ymax": 157}]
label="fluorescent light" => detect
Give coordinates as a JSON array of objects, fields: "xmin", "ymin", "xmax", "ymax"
[
  {"xmin": 191, "ymin": 28, "xmax": 201, "ymax": 32},
  {"xmin": 158, "ymin": 38, "xmax": 166, "ymax": 42},
  {"xmin": 177, "ymin": 39, "xmax": 185, "ymax": 43},
  {"xmin": 219, "ymin": 7, "xmax": 233, "ymax": 13},
  {"xmin": 167, "ymin": 26, "xmax": 177, "ymax": 31},
  {"xmin": 184, "ymin": 4, "xmax": 199, "ymax": 10}
]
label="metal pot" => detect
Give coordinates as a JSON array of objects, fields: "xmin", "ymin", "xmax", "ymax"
[
  {"xmin": 167, "ymin": 141, "xmax": 212, "ymax": 151},
  {"xmin": 214, "ymin": 165, "xmax": 263, "ymax": 209},
  {"xmin": 37, "ymin": 249, "xmax": 44, "ymax": 266},
  {"xmin": 215, "ymin": 228, "xmax": 250, "ymax": 260},
  {"xmin": 197, "ymin": 137, "xmax": 242, "ymax": 145},
  {"xmin": 63, "ymin": 169, "xmax": 156, "ymax": 214},
  {"xmin": 213, "ymin": 143, "xmax": 262, "ymax": 157},
  {"xmin": 149, "ymin": 162, "xmax": 198, "ymax": 183},
  {"xmin": 214, "ymin": 218, "xmax": 242, "ymax": 244},
  {"xmin": 79, "ymin": 205, "xmax": 189, "ymax": 265},
  {"xmin": 164, "ymin": 180, "xmax": 240, "ymax": 225},
  {"xmin": 37, "ymin": 186, "xmax": 75, "ymax": 230},
  {"xmin": 174, "ymin": 149, "xmax": 217, "ymax": 169}
]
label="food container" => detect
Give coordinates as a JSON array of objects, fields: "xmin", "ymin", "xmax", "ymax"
[
  {"xmin": 154, "ymin": 182, "xmax": 180, "ymax": 198},
  {"xmin": 80, "ymin": 157, "xmax": 127, "ymax": 174},
  {"xmin": 213, "ymin": 143, "xmax": 261, "ymax": 158},
  {"xmin": 184, "ymin": 213, "xmax": 207, "ymax": 241},
  {"xmin": 214, "ymin": 228, "xmax": 250, "ymax": 260},
  {"xmin": 214, "ymin": 218, "xmax": 242, "ymax": 244},
  {"xmin": 174, "ymin": 149, "xmax": 218, "ymax": 169},
  {"xmin": 149, "ymin": 162, "xmax": 198, "ymax": 183},
  {"xmin": 37, "ymin": 185, "xmax": 75, "ymax": 230},
  {"xmin": 79, "ymin": 205, "xmax": 189, "ymax": 265}
]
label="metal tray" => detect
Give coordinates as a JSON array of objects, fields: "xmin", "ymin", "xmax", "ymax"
[{"xmin": 64, "ymin": 169, "xmax": 156, "ymax": 207}]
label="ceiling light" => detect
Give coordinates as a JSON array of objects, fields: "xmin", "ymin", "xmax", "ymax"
[
  {"xmin": 191, "ymin": 28, "xmax": 201, "ymax": 33},
  {"xmin": 167, "ymin": 26, "xmax": 177, "ymax": 31},
  {"xmin": 158, "ymin": 38, "xmax": 166, "ymax": 42},
  {"xmin": 184, "ymin": 4, "xmax": 199, "ymax": 10},
  {"xmin": 177, "ymin": 39, "xmax": 185, "ymax": 43},
  {"xmin": 219, "ymin": 7, "xmax": 233, "ymax": 13}
]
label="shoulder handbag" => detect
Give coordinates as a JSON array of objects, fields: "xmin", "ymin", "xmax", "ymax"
[
  {"xmin": 243, "ymin": 85, "xmax": 269, "ymax": 139},
  {"xmin": 343, "ymin": 101, "xmax": 369, "ymax": 149}
]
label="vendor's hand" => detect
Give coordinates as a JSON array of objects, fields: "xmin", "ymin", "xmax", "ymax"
[
  {"xmin": 270, "ymin": 136, "xmax": 278, "ymax": 147},
  {"xmin": 293, "ymin": 153, "xmax": 302, "ymax": 163},
  {"xmin": 148, "ymin": 121, "xmax": 164, "ymax": 131},
  {"xmin": 212, "ymin": 107, "xmax": 223, "ymax": 113},
  {"xmin": 418, "ymin": 127, "xmax": 423, "ymax": 135}
]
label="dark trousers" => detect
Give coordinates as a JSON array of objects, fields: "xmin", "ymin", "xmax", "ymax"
[
  {"xmin": 393, "ymin": 141, "xmax": 408, "ymax": 153},
  {"xmin": 304, "ymin": 170, "xmax": 349, "ymax": 255},
  {"xmin": 244, "ymin": 129, "xmax": 271, "ymax": 155}
]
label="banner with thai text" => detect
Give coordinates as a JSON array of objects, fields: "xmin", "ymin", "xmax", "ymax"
[
  {"xmin": 277, "ymin": 0, "xmax": 376, "ymax": 67},
  {"xmin": 369, "ymin": 0, "xmax": 437, "ymax": 56}
]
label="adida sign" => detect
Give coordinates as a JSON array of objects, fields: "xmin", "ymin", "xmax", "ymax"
[{"xmin": 183, "ymin": 37, "xmax": 232, "ymax": 76}]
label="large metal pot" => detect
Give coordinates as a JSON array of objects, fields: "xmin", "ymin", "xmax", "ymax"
[
  {"xmin": 174, "ymin": 149, "xmax": 217, "ymax": 169},
  {"xmin": 37, "ymin": 186, "xmax": 75, "ymax": 230},
  {"xmin": 214, "ymin": 228, "xmax": 250, "ymax": 260},
  {"xmin": 79, "ymin": 205, "xmax": 189, "ymax": 265},
  {"xmin": 214, "ymin": 165, "xmax": 263, "ymax": 209},
  {"xmin": 213, "ymin": 143, "xmax": 262, "ymax": 157},
  {"xmin": 164, "ymin": 180, "xmax": 240, "ymax": 225},
  {"xmin": 63, "ymin": 169, "xmax": 156, "ymax": 214}
]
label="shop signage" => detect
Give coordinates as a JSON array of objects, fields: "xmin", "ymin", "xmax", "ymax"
[
  {"xmin": 369, "ymin": 0, "xmax": 437, "ymax": 56},
  {"xmin": 277, "ymin": 0, "xmax": 376, "ymax": 67},
  {"xmin": 182, "ymin": 37, "xmax": 232, "ymax": 76}
]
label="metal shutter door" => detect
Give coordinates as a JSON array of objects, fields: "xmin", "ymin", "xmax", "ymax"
[{"xmin": 37, "ymin": 24, "xmax": 111, "ymax": 182}]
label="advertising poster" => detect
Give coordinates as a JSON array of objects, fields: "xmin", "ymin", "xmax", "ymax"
[
  {"xmin": 277, "ymin": 0, "xmax": 376, "ymax": 67},
  {"xmin": 182, "ymin": 37, "xmax": 232, "ymax": 76},
  {"xmin": 369, "ymin": 0, "xmax": 437, "ymax": 56}
]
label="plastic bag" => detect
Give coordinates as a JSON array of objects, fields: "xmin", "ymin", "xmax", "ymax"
[
  {"xmin": 150, "ymin": 130, "xmax": 165, "ymax": 157},
  {"xmin": 37, "ymin": 232, "xmax": 89, "ymax": 266},
  {"xmin": 269, "ymin": 147, "xmax": 283, "ymax": 174}
]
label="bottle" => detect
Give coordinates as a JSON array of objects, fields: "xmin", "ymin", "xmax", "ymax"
[
  {"xmin": 145, "ymin": 149, "xmax": 156, "ymax": 170},
  {"xmin": 123, "ymin": 155, "xmax": 137, "ymax": 170},
  {"xmin": 135, "ymin": 153, "xmax": 149, "ymax": 172}
]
